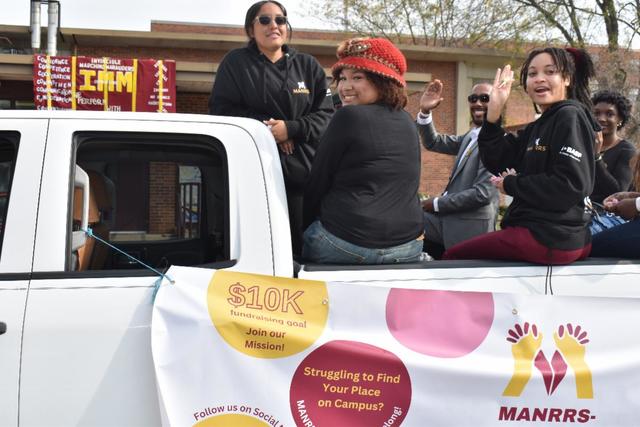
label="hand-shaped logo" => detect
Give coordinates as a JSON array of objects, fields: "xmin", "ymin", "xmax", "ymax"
[{"xmin": 503, "ymin": 322, "xmax": 593, "ymax": 399}]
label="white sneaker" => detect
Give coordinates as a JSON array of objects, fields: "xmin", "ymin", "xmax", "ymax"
[{"xmin": 419, "ymin": 252, "xmax": 433, "ymax": 262}]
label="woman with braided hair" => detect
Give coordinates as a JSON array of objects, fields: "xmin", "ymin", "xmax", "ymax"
[{"xmin": 443, "ymin": 47, "xmax": 600, "ymax": 264}]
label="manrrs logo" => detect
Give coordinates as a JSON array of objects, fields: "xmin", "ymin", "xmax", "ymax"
[
  {"xmin": 293, "ymin": 81, "xmax": 310, "ymax": 95},
  {"xmin": 499, "ymin": 322, "xmax": 595, "ymax": 423},
  {"xmin": 528, "ymin": 138, "xmax": 547, "ymax": 152}
]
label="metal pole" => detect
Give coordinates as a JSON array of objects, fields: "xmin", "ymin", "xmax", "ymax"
[
  {"xmin": 47, "ymin": 0, "xmax": 59, "ymax": 56},
  {"xmin": 30, "ymin": 1, "xmax": 42, "ymax": 51}
]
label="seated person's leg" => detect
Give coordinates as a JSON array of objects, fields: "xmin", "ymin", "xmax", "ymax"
[
  {"xmin": 442, "ymin": 227, "xmax": 542, "ymax": 262},
  {"xmin": 423, "ymin": 240, "xmax": 445, "ymax": 260},
  {"xmin": 444, "ymin": 226, "xmax": 590, "ymax": 265},
  {"xmin": 302, "ymin": 220, "xmax": 371, "ymax": 264},
  {"xmin": 590, "ymin": 219, "xmax": 640, "ymax": 259},
  {"xmin": 379, "ymin": 238, "xmax": 423, "ymax": 264},
  {"xmin": 423, "ymin": 212, "xmax": 445, "ymax": 259}
]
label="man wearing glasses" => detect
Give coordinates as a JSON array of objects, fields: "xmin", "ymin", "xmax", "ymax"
[{"xmin": 416, "ymin": 80, "xmax": 499, "ymax": 259}]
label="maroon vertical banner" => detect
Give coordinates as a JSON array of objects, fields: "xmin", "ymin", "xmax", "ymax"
[
  {"xmin": 136, "ymin": 59, "xmax": 177, "ymax": 112},
  {"xmin": 33, "ymin": 54, "xmax": 73, "ymax": 110},
  {"xmin": 33, "ymin": 55, "xmax": 176, "ymax": 112}
]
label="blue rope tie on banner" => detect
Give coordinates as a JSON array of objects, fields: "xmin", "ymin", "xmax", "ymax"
[{"xmin": 83, "ymin": 227, "xmax": 174, "ymax": 302}]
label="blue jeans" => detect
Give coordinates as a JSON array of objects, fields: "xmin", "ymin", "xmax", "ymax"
[
  {"xmin": 590, "ymin": 218, "xmax": 640, "ymax": 258},
  {"xmin": 302, "ymin": 220, "xmax": 422, "ymax": 265}
]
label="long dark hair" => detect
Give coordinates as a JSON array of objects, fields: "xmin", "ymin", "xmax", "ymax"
[
  {"xmin": 244, "ymin": 1, "xmax": 293, "ymax": 44},
  {"xmin": 519, "ymin": 47, "xmax": 595, "ymax": 108}
]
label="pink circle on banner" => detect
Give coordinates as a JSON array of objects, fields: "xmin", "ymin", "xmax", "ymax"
[
  {"xmin": 289, "ymin": 340, "xmax": 411, "ymax": 427},
  {"xmin": 386, "ymin": 289, "xmax": 494, "ymax": 358}
]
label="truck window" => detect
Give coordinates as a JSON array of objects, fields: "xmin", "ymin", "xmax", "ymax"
[
  {"xmin": 0, "ymin": 132, "xmax": 18, "ymax": 259},
  {"xmin": 69, "ymin": 132, "xmax": 229, "ymax": 272}
]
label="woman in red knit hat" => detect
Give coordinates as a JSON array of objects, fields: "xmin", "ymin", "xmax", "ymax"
[{"xmin": 302, "ymin": 38, "xmax": 424, "ymax": 264}]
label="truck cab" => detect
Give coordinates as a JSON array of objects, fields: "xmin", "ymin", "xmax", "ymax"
[
  {"xmin": 0, "ymin": 110, "xmax": 293, "ymax": 426},
  {"xmin": 0, "ymin": 110, "xmax": 638, "ymax": 426}
]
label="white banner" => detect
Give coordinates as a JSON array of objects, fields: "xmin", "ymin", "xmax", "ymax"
[{"xmin": 152, "ymin": 266, "xmax": 640, "ymax": 426}]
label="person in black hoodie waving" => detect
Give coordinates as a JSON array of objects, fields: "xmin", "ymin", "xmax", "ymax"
[
  {"xmin": 209, "ymin": 1, "xmax": 333, "ymax": 256},
  {"xmin": 443, "ymin": 47, "xmax": 598, "ymax": 264}
]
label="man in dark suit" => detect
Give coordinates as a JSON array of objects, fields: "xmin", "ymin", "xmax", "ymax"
[{"xmin": 417, "ymin": 80, "xmax": 499, "ymax": 259}]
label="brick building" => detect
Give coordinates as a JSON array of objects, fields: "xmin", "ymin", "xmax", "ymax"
[{"xmin": 0, "ymin": 22, "xmax": 535, "ymax": 196}]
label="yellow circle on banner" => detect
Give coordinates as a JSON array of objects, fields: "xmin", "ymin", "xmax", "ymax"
[
  {"xmin": 208, "ymin": 270, "xmax": 329, "ymax": 358},
  {"xmin": 194, "ymin": 414, "xmax": 270, "ymax": 427}
]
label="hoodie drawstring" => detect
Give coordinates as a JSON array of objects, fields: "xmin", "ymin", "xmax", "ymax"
[
  {"xmin": 280, "ymin": 52, "xmax": 290, "ymax": 93},
  {"xmin": 260, "ymin": 55, "xmax": 268, "ymax": 105},
  {"xmin": 255, "ymin": 44, "xmax": 291, "ymax": 105}
]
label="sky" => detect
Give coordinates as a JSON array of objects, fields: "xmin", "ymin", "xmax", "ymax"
[{"xmin": 2, "ymin": 0, "xmax": 333, "ymax": 31}]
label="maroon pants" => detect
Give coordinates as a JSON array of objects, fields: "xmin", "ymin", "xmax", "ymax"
[{"xmin": 442, "ymin": 226, "xmax": 591, "ymax": 265}]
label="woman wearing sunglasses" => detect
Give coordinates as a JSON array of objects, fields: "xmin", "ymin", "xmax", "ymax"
[
  {"xmin": 443, "ymin": 47, "xmax": 599, "ymax": 264},
  {"xmin": 209, "ymin": 1, "xmax": 334, "ymax": 257}
]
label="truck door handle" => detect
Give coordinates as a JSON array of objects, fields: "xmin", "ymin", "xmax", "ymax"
[{"xmin": 0, "ymin": 322, "xmax": 6, "ymax": 335}]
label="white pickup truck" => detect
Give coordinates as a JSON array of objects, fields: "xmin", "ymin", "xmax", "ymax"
[{"xmin": 1, "ymin": 110, "xmax": 639, "ymax": 426}]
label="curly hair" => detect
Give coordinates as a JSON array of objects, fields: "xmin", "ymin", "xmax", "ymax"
[
  {"xmin": 591, "ymin": 90, "xmax": 633, "ymax": 129},
  {"xmin": 365, "ymin": 71, "xmax": 407, "ymax": 110}
]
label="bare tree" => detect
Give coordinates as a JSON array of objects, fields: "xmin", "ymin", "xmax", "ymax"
[
  {"xmin": 307, "ymin": 0, "xmax": 640, "ymax": 143},
  {"xmin": 512, "ymin": 0, "xmax": 639, "ymax": 142},
  {"xmin": 308, "ymin": 0, "xmax": 542, "ymax": 48}
]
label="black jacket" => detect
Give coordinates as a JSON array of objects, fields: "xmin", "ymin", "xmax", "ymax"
[
  {"xmin": 591, "ymin": 139, "xmax": 636, "ymax": 203},
  {"xmin": 209, "ymin": 43, "xmax": 334, "ymax": 189},
  {"xmin": 478, "ymin": 100, "xmax": 598, "ymax": 250},
  {"xmin": 304, "ymin": 104, "xmax": 424, "ymax": 248}
]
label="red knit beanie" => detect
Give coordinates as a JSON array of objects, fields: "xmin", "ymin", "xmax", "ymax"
[{"xmin": 331, "ymin": 38, "xmax": 407, "ymax": 87}]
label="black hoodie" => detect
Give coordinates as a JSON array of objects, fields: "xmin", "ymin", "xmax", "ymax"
[
  {"xmin": 478, "ymin": 100, "xmax": 598, "ymax": 251},
  {"xmin": 209, "ymin": 43, "xmax": 334, "ymax": 189}
]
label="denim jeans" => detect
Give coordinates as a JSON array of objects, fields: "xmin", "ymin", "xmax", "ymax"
[
  {"xmin": 302, "ymin": 220, "xmax": 423, "ymax": 265},
  {"xmin": 590, "ymin": 218, "xmax": 640, "ymax": 258}
]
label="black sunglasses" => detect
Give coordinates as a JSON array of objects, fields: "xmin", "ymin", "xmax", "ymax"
[
  {"xmin": 467, "ymin": 94, "xmax": 490, "ymax": 103},
  {"xmin": 255, "ymin": 15, "xmax": 288, "ymax": 26}
]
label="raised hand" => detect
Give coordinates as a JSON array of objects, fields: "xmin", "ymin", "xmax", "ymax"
[
  {"xmin": 503, "ymin": 322, "xmax": 543, "ymax": 397},
  {"xmin": 486, "ymin": 65, "xmax": 514, "ymax": 123},
  {"xmin": 419, "ymin": 79, "xmax": 444, "ymax": 114},
  {"xmin": 554, "ymin": 323, "xmax": 593, "ymax": 398}
]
